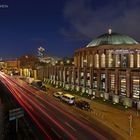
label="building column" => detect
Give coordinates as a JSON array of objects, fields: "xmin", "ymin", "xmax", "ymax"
[
  {"xmin": 105, "ymin": 69, "xmax": 109, "ymax": 93},
  {"xmin": 78, "ymin": 52, "xmax": 81, "ymax": 68},
  {"xmin": 83, "ymin": 67, "xmax": 87, "ymax": 87},
  {"xmin": 97, "ymin": 70, "xmax": 101, "ymax": 91},
  {"xmin": 126, "ymin": 69, "xmax": 131, "ymax": 98},
  {"xmin": 77, "ymin": 68, "xmax": 81, "ymax": 86},
  {"xmin": 72, "ymin": 67, "xmax": 75, "ymax": 85},
  {"xmin": 92, "ymin": 52, "xmax": 95, "ymax": 68},
  {"xmin": 90, "ymin": 68, "xmax": 93, "ymax": 89},
  {"xmin": 61, "ymin": 67, "xmax": 63, "ymax": 85}
]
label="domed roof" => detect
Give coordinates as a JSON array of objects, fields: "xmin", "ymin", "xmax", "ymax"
[{"xmin": 86, "ymin": 31, "xmax": 139, "ymax": 48}]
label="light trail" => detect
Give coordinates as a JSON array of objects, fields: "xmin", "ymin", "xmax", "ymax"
[{"xmin": 0, "ymin": 72, "xmax": 109, "ymax": 140}]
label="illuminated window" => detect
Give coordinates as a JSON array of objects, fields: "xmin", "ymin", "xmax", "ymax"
[
  {"xmin": 86, "ymin": 73, "xmax": 90, "ymax": 87},
  {"xmin": 108, "ymin": 52, "xmax": 113, "ymax": 67},
  {"xmin": 110, "ymin": 74, "xmax": 115, "ymax": 92},
  {"xmin": 81, "ymin": 56, "xmax": 83, "ymax": 68},
  {"xmin": 101, "ymin": 53, "xmax": 105, "ymax": 67},
  {"xmin": 120, "ymin": 75, "xmax": 126, "ymax": 97},
  {"xmin": 100, "ymin": 74, "xmax": 105, "ymax": 91},
  {"xmin": 94, "ymin": 54, "xmax": 99, "ymax": 68},
  {"xmin": 115, "ymin": 54, "xmax": 120, "ymax": 67},
  {"xmin": 130, "ymin": 54, "xmax": 134, "ymax": 68},
  {"xmin": 89, "ymin": 54, "xmax": 93, "ymax": 67},
  {"xmin": 121, "ymin": 54, "xmax": 128, "ymax": 68},
  {"xmin": 137, "ymin": 53, "xmax": 140, "ymax": 68},
  {"xmin": 132, "ymin": 76, "xmax": 140, "ymax": 99},
  {"xmin": 83, "ymin": 55, "xmax": 87, "ymax": 67},
  {"xmin": 93, "ymin": 73, "xmax": 97, "ymax": 89}
]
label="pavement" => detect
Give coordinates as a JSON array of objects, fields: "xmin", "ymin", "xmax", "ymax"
[
  {"xmin": 46, "ymin": 85, "xmax": 140, "ymax": 140},
  {"xmin": 0, "ymin": 99, "xmax": 4, "ymax": 140}
]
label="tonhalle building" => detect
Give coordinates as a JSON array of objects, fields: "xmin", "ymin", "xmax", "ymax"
[{"xmin": 39, "ymin": 29, "xmax": 140, "ymax": 108}]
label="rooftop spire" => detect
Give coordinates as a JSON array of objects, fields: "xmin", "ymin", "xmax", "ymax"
[{"xmin": 108, "ymin": 28, "xmax": 112, "ymax": 34}]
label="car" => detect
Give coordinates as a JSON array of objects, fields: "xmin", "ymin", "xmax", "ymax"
[
  {"xmin": 60, "ymin": 94, "xmax": 75, "ymax": 105},
  {"xmin": 74, "ymin": 100, "xmax": 90, "ymax": 111},
  {"xmin": 40, "ymin": 85, "xmax": 47, "ymax": 91},
  {"xmin": 53, "ymin": 92, "xmax": 63, "ymax": 98}
]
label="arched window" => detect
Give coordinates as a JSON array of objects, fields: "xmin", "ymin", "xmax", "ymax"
[
  {"xmin": 101, "ymin": 53, "xmax": 105, "ymax": 67},
  {"xmin": 94, "ymin": 54, "xmax": 99, "ymax": 68}
]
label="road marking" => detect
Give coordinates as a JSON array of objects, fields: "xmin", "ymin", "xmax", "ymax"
[
  {"xmin": 65, "ymin": 122, "xmax": 76, "ymax": 132},
  {"xmin": 79, "ymin": 114, "xmax": 90, "ymax": 121},
  {"xmin": 51, "ymin": 128, "xmax": 62, "ymax": 139}
]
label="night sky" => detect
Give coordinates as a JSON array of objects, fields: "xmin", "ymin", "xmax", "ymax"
[{"xmin": 0, "ymin": 0, "xmax": 140, "ymax": 59}]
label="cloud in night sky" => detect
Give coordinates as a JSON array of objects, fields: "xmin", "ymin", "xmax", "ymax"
[{"xmin": 63, "ymin": 0, "xmax": 140, "ymax": 41}]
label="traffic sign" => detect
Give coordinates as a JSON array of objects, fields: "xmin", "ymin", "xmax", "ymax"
[{"xmin": 9, "ymin": 108, "xmax": 24, "ymax": 121}]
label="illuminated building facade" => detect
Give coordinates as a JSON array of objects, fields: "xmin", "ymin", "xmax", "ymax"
[{"xmin": 39, "ymin": 30, "xmax": 140, "ymax": 108}]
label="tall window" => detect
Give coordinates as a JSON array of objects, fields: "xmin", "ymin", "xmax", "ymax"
[
  {"xmin": 115, "ymin": 54, "xmax": 120, "ymax": 67},
  {"xmin": 132, "ymin": 76, "xmax": 140, "ymax": 99},
  {"xmin": 110, "ymin": 74, "xmax": 115, "ymax": 92},
  {"xmin": 80, "ymin": 72, "xmax": 84, "ymax": 86},
  {"xmin": 89, "ymin": 54, "xmax": 93, "ymax": 67},
  {"xmin": 137, "ymin": 53, "xmax": 140, "ymax": 68},
  {"xmin": 93, "ymin": 73, "xmax": 97, "ymax": 89},
  {"xmin": 130, "ymin": 54, "xmax": 134, "ymax": 68},
  {"xmin": 71, "ymin": 71, "xmax": 74, "ymax": 83},
  {"xmin": 121, "ymin": 54, "xmax": 128, "ymax": 68},
  {"xmin": 81, "ymin": 56, "xmax": 83, "ymax": 68},
  {"xmin": 100, "ymin": 74, "xmax": 105, "ymax": 91},
  {"xmin": 108, "ymin": 52, "xmax": 113, "ymax": 67},
  {"xmin": 83, "ymin": 55, "xmax": 87, "ymax": 67},
  {"xmin": 94, "ymin": 54, "xmax": 99, "ymax": 68},
  {"xmin": 86, "ymin": 73, "xmax": 90, "ymax": 87},
  {"xmin": 120, "ymin": 75, "xmax": 126, "ymax": 96},
  {"xmin": 101, "ymin": 53, "xmax": 105, "ymax": 67}
]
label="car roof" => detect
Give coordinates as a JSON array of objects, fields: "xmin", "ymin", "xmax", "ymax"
[
  {"xmin": 63, "ymin": 94, "xmax": 75, "ymax": 98},
  {"xmin": 55, "ymin": 92, "xmax": 63, "ymax": 94}
]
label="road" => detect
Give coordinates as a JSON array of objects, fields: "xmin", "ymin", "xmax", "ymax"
[{"xmin": 0, "ymin": 72, "xmax": 109, "ymax": 140}]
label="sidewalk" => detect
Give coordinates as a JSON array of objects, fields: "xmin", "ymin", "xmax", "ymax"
[
  {"xmin": 0, "ymin": 99, "xmax": 4, "ymax": 140},
  {"xmin": 47, "ymin": 85, "xmax": 140, "ymax": 140}
]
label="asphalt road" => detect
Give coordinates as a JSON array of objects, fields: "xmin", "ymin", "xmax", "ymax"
[{"xmin": 0, "ymin": 72, "xmax": 109, "ymax": 140}]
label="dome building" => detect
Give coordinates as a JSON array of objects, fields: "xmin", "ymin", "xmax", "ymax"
[
  {"xmin": 40, "ymin": 29, "xmax": 140, "ymax": 108},
  {"xmin": 74, "ymin": 29, "xmax": 140, "ymax": 107}
]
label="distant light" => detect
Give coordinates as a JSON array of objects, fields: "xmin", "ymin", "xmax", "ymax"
[
  {"xmin": 83, "ymin": 59, "xmax": 87, "ymax": 63},
  {"xmin": 25, "ymin": 55, "xmax": 28, "ymax": 59},
  {"xmin": 67, "ymin": 60, "xmax": 70, "ymax": 64}
]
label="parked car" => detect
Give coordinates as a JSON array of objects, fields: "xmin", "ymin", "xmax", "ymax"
[
  {"xmin": 40, "ymin": 85, "xmax": 47, "ymax": 91},
  {"xmin": 60, "ymin": 94, "xmax": 75, "ymax": 105},
  {"xmin": 31, "ymin": 80, "xmax": 42, "ymax": 88},
  {"xmin": 75, "ymin": 100, "xmax": 90, "ymax": 111},
  {"xmin": 53, "ymin": 92, "xmax": 63, "ymax": 98}
]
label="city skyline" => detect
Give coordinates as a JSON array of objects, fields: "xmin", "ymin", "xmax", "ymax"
[{"xmin": 0, "ymin": 0, "xmax": 140, "ymax": 59}]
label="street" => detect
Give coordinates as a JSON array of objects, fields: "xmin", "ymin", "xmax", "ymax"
[{"xmin": 0, "ymin": 72, "xmax": 110, "ymax": 140}]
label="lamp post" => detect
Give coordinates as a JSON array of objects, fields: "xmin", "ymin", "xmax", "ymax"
[{"xmin": 129, "ymin": 114, "xmax": 133, "ymax": 137}]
